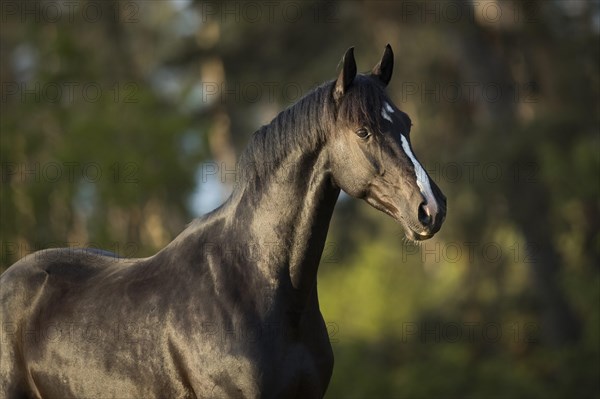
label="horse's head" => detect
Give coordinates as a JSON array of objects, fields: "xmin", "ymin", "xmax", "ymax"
[{"xmin": 327, "ymin": 45, "xmax": 446, "ymax": 241}]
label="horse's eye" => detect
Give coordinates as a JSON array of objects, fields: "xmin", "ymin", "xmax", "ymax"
[{"xmin": 355, "ymin": 128, "xmax": 370, "ymax": 139}]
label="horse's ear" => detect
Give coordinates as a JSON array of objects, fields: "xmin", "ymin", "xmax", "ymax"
[
  {"xmin": 372, "ymin": 44, "xmax": 394, "ymax": 87},
  {"xmin": 334, "ymin": 47, "xmax": 357, "ymax": 102}
]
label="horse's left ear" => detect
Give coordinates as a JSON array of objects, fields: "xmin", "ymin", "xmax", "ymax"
[
  {"xmin": 372, "ymin": 44, "xmax": 394, "ymax": 87},
  {"xmin": 334, "ymin": 47, "xmax": 357, "ymax": 102}
]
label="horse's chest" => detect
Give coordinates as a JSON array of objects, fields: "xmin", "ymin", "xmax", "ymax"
[
  {"xmin": 183, "ymin": 319, "xmax": 333, "ymax": 398},
  {"xmin": 202, "ymin": 343, "xmax": 329, "ymax": 398}
]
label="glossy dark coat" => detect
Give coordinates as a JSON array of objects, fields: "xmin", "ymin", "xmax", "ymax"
[{"xmin": 0, "ymin": 45, "xmax": 446, "ymax": 398}]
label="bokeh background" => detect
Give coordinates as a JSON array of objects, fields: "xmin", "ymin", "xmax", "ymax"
[{"xmin": 1, "ymin": 0, "xmax": 598, "ymax": 397}]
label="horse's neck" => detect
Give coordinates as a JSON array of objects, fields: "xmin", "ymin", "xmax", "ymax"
[{"xmin": 231, "ymin": 144, "xmax": 340, "ymax": 313}]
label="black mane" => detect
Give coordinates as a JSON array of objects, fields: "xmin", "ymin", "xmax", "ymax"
[
  {"xmin": 234, "ymin": 81, "xmax": 335, "ymax": 188},
  {"xmin": 234, "ymin": 74, "xmax": 394, "ymax": 189}
]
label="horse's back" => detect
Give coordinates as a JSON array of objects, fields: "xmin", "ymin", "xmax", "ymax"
[
  {"xmin": 0, "ymin": 248, "xmax": 124, "ymax": 398},
  {"xmin": 0, "ymin": 247, "xmax": 221, "ymax": 398},
  {"xmin": 1, "ymin": 248, "xmax": 119, "ymax": 313}
]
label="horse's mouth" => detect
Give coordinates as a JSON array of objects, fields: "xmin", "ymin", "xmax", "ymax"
[
  {"xmin": 399, "ymin": 217, "xmax": 434, "ymax": 242},
  {"xmin": 364, "ymin": 196, "xmax": 437, "ymax": 242}
]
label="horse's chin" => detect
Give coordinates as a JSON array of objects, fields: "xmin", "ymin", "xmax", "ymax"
[{"xmin": 405, "ymin": 228, "xmax": 433, "ymax": 242}]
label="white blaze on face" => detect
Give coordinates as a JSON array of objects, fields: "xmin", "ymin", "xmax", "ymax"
[
  {"xmin": 383, "ymin": 102, "xmax": 438, "ymax": 215},
  {"xmin": 381, "ymin": 102, "xmax": 393, "ymax": 123},
  {"xmin": 400, "ymin": 135, "xmax": 438, "ymax": 215}
]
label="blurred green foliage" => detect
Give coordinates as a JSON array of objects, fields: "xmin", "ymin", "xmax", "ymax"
[{"xmin": 1, "ymin": 0, "xmax": 598, "ymax": 397}]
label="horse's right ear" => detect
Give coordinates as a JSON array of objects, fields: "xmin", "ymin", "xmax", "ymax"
[
  {"xmin": 333, "ymin": 47, "xmax": 357, "ymax": 102},
  {"xmin": 372, "ymin": 44, "xmax": 393, "ymax": 87}
]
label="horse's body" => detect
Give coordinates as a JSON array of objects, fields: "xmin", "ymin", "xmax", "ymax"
[{"xmin": 1, "ymin": 45, "xmax": 446, "ymax": 398}]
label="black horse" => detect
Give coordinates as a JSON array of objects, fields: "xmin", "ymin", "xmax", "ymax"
[{"xmin": 1, "ymin": 45, "xmax": 446, "ymax": 398}]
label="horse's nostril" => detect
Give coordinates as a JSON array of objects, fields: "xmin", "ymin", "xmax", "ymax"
[{"xmin": 418, "ymin": 202, "xmax": 432, "ymax": 226}]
